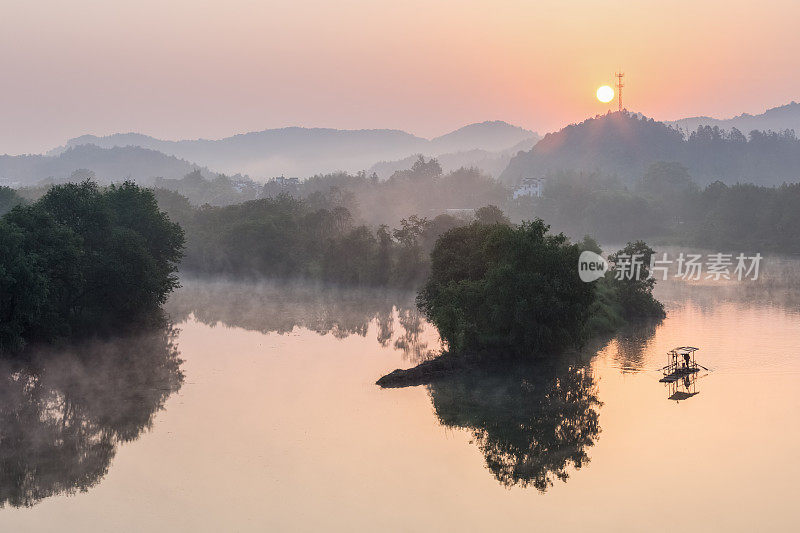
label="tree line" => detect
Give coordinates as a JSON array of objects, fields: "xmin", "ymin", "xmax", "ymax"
[
  {"xmin": 150, "ymin": 156, "xmax": 800, "ymax": 254},
  {"xmin": 151, "ymin": 156, "xmax": 508, "ymax": 228},
  {"xmin": 522, "ymin": 162, "xmax": 800, "ymax": 252},
  {"xmin": 154, "ymin": 184, "xmax": 509, "ymax": 288}
]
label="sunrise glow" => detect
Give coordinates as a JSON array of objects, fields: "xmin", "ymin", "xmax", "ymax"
[{"xmin": 597, "ymin": 85, "xmax": 615, "ymax": 103}]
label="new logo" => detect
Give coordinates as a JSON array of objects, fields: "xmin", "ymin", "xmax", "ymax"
[{"xmin": 578, "ymin": 251, "xmax": 609, "ymax": 282}]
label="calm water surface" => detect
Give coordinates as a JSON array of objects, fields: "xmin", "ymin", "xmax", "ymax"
[{"xmin": 0, "ymin": 274, "xmax": 798, "ymax": 532}]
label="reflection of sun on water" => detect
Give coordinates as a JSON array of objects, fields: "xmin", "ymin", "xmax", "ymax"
[{"xmin": 596, "ymin": 85, "xmax": 614, "ymax": 103}]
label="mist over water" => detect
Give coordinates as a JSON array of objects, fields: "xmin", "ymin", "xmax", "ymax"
[
  {"xmin": 166, "ymin": 278, "xmax": 441, "ymax": 363},
  {"xmin": 0, "ymin": 268, "xmax": 796, "ymax": 529}
]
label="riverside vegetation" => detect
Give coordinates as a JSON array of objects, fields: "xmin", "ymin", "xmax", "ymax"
[
  {"xmin": 0, "ymin": 181, "xmax": 184, "ymax": 352},
  {"xmin": 1, "ymin": 177, "xmax": 661, "ymax": 368},
  {"xmin": 154, "ymin": 185, "xmax": 665, "ymax": 374},
  {"xmin": 378, "ymin": 221, "xmax": 665, "ymax": 386}
]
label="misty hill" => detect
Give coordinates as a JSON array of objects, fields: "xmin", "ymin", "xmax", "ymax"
[
  {"xmin": 669, "ymin": 101, "xmax": 800, "ymax": 136},
  {"xmin": 53, "ymin": 122, "xmax": 536, "ymax": 179},
  {"xmin": 370, "ymin": 137, "xmax": 537, "ymax": 179},
  {"xmin": 501, "ymin": 111, "xmax": 800, "ymax": 186},
  {"xmin": 428, "ymin": 121, "xmax": 537, "ymax": 153},
  {"xmin": 0, "ymin": 145, "xmax": 208, "ymax": 187}
]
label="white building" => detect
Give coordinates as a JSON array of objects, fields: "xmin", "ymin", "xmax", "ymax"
[
  {"xmin": 272, "ymin": 176, "xmax": 300, "ymax": 187},
  {"xmin": 513, "ymin": 177, "xmax": 545, "ymax": 199}
]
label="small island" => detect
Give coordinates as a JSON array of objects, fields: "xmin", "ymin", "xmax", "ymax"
[{"xmin": 377, "ymin": 219, "xmax": 665, "ymax": 387}]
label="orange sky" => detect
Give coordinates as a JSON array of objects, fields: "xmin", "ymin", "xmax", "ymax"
[{"xmin": 1, "ymin": 0, "xmax": 799, "ymax": 154}]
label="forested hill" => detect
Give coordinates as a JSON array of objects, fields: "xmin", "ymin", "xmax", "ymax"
[
  {"xmin": 0, "ymin": 145, "xmax": 210, "ymax": 187},
  {"xmin": 500, "ymin": 111, "xmax": 800, "ymax": 186}
]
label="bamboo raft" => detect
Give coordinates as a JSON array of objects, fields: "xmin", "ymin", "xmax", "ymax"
[{"xmin": 659, "ymin": 346, "xmax": 702, "ymax": 383}]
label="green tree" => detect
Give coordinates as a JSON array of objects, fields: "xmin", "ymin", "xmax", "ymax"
[
  {"xmin": 607, "ymin": 241, "xmax": 665, "ymax": 319},
  {"xmin": 475, "ymin": 204, "xmax": 510, "ymax": 225},
  {"xmin": 0, "ymin": 187, "xmax": 24, "ymax": 216},
  {"xmin": 410, "ymin": 156, "xmax": 442, "ymax": 181},
  {"xmin": 0, "ymin": 181, "xmax": 184, "ymax": 351},
  {"xmin": 418, "ymin": 219, "xmax": 595, "ymax": 356},
  {"xmin": 392, "ymin": 215, "xmax": 431, "ymax": 287},
  {"xmin": 322, "ymin": 226, "xmax": 379, "ymax": 285}
]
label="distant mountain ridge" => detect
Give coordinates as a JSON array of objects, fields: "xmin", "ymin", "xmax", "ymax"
[
  {"xmin": 11, "ymin": 103, "xmax": 800, "ymax": 188},
  {"xmin": 667, "ymin": 101, "xmax": 800, "ymax": 135},
  {"xmin": 0, "ymin": 145, "xmax": 210, "ymax": 188},
  {"xmin": 50, "ymin": 121, "xmax": 537, "ymax": 179}
]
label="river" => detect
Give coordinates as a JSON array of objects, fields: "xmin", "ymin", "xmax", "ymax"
[{"xmin": 0, "ymin": 272, "xmax": 798, "ymax": 531}]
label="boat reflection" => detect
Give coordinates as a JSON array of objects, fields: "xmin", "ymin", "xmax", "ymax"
[
  {"xmin": 427, "ymin": 358, "xmax": 601, "ymax": 491},
  {"xmin": 667, "ymin": 371, "xmax": 700, "ymax": 402},
  {"xmin": 0, "ymin": 327, "xmax": 183, "ymax": 508}
]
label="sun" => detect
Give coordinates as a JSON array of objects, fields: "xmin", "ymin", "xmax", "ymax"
[{"xmin": 596, "ymin": 85, "xmax": 614, "ymax": 103}]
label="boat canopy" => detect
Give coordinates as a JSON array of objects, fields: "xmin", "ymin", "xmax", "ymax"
[{"xmin": 671, "ymin": 346, "xmax": 699, "ymax": 355}]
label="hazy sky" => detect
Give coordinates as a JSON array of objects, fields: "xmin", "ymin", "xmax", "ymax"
[{"xmin": 1, "ymin": 0, "xmax": 799, "ymax": 154}]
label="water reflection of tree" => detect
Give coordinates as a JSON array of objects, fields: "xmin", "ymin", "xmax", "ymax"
[
  {"xmin": 611, "ymin": 319, "xmax": 661, "ymax": 371},
  {"xmin": 0, "ymin": 327, "xmax": 183, "ymax": 508},
  {"xmin": 393, "ymin": 308, "xmax": 437, "ymax": 363},
  {"xmin": 428, "ymin": 358, "xmax": 601, "ymax": 491},
  {"xmin": 167, "ymin": 279, "xmax": 439, "ymax": 362}
]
